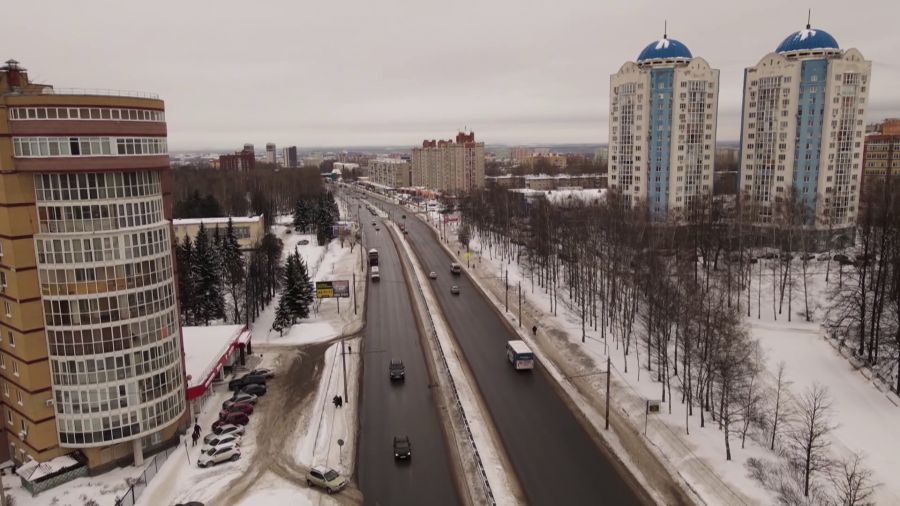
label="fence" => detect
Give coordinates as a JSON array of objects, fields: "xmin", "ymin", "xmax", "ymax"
[{"xmin": 114, "ymin": 444, "xmax": 179, "ymax": 506}]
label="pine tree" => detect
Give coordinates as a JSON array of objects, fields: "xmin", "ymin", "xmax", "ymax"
[
  {"xmin": 271, "ymin": 296, "xmax": 292, "ymax": 336},
  {"xmin": 175, "ymin": 234, "xmax": 195, "ymax": 325},
  {"xmin": 293, "ymin": 251, "xmax": 314, "ymax": 319},
  {"xmin": 192, "ymin": 223, "xmax": 225, "ymax": 324},
  {"xmin": 293, "ymin": 200, "xmax": 312, "ymax": 233},
  {"xmin": 222, "ymin": 218, "xmax": 245, "ymax": 323}
]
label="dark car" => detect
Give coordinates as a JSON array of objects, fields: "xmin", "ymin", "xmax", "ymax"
[
  {"xmin": 250, "ymin": 368, "xmax": 275, "ymax": 379},
  {"xmin": 218, "ymin": 411, "xmax": 250, "ymax": 425},
  {"xmin": 228, "ymin": 374, "xmax": 266, "ymax": 391},
  {"xmin": 224, "ymin": 402, "xmax": 254, "ymax": 416},
  {"xmin": 241, "ymin": 383, "xmax": 267, "ymax": 397},
  {"xmin": 389, "ymin": 359, "xmax": 405, "ymax": 381},
  {"xmin": 393, "ymin": 436, "xmax": 411, "ymax": 460}
]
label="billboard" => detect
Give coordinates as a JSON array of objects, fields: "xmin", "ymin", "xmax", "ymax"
[{"xmin": 316, "ymin": 280, "xmax": 350, "ymax": 299}]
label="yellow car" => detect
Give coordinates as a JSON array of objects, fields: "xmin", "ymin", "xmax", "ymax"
[{"xmin": 306, "ymin": 466, "xmax": 348, "ymax": 494}]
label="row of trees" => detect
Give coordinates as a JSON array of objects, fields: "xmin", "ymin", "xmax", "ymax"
[
  {"xmin": 175, "ymin": 219, "xmax": 284, "ymax": 326},
  {"xmin": 458, "ymin": 185, "xmax": 887, "ymax": 502},
  {"xmin": 293, "ymin": 191, "xmax": 340, "ymax": 245}
]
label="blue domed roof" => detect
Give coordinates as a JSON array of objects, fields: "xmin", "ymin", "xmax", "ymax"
[
  {"xmin": 776, "ymin": 28, "xmax": 839, "ymax": 54},
  {"xmin": 637, "ymin": 37, "xmax": 693, "ymax": 63}
]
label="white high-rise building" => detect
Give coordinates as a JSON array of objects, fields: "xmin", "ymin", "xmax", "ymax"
[
  {"xmin": 608, "ymin": 34, "xmax": 719, "ymax": 220},
  {"xmin": 739, "ymin": 25, "xmax": 871, "ymax": 231}
]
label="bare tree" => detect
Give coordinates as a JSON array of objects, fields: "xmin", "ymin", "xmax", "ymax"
[
  {"xmin": 770, "ymin": 361, "xmax": 792, "ymax": 451},
  {"xmin": 830, "ymin": 452, "xmax": 877, "ymax": 506},
  {"xmin": 788, "ymin": 383, "xmax": 835, "ymax": 498}
]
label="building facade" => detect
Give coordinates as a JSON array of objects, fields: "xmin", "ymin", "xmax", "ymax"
[
  {"xmin": 863, "ymin": 119, "xmax": 900, "ymax": 179},
  {"xmin": 265, "ymin": 143, "xmax": 276, "ymax": 164},
  {"xmin": 608, "ymin": 35, "xmax": 719, "ymax": 220},
  {"xmin": 738, "ymin": 26, "xmax": 871, "ymax": 230},
  {"xmin": 368, "ymin": 158, "xmax": 411, "ymax": 188},
  {"xmin": 411, "ymin": 132, "xmax": 485, "ymax": 193},
  {"xmin": 282, "ymin": 146, "xmax": 298, "ymax": 168},
  {"xmin": 219, "ymin": 147, "xmax": 254, "ymax": 172},
  {"xmin": 0, "ymin": 60, "xmax": 186, "ymax": 471},
  {"xmin": 172, "ymin": 216, "xmax": 265, "ymax": 250}
]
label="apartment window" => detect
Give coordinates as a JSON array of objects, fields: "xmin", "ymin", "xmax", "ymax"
[
  {"xmin": 12, "ymin": 361, "xmax": 18, "ymax": 377},
  {"xmin": 2, "ymin": 383, "xmax": 7, "ymax": 397},
  {"xmin": 5, "ymin": 409, "xmax": 10, "ymax": 425},
  {"xmin": 0, "ymin": 271, "xmax": 5, "ymax": 288},
  {"xmin": 8, "ymin": 332, "xmax": 13, "ymax": 348},
  {"xmin": 15, "ymin": 390, "xmax": 22, "ymax": 406},
  {"xmin": 4, "ymin": 302, "xmax": 10, "ymax": 318},
  {"xmin": 0, "ymin": 242, "xmax": 3, "ymax": 257}
]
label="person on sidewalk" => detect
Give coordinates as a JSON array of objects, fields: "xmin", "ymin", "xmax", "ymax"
[
  {"xmin": 532, "ymin": 325, "xmax": 537, "ymax": 336},
  {"xmin": 333, "ymin": 395, "xmax": 340, "ymax": 408},
  {"xmin": 191, "ymin": 431, "xmax": 199, "ymax": 447}
]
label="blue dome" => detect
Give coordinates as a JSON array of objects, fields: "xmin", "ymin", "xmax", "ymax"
[
  {"xmin": 637, "ymin": 37, "xmax": 693, "ymax": 63},
  {"xmin": 776, "ymin": 28, "xmax": 839, "ymax": 54}
]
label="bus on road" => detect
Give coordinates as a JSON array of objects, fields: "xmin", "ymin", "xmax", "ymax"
[
  {"xmin": 506, "ymin": 340, "xmax": 534, "ymax": 370},
  {"xmin": 368, "ymin": 249, "xmax": 379, "ymax": 266}
]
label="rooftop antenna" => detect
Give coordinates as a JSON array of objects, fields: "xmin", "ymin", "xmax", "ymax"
[
  {"xmin": 806, "ymin": 9, "xmax": 811, "ymax": 29},
  {"xmin": 664, "ymin": 20, "xmax": 668, "ymax": 39}
]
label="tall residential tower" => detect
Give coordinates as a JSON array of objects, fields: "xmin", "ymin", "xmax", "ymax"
[
  {"xmin": 738, "ymin": 25, "xmax": 871, "ymax": 231},
  {"xmin": 608, "ymin": 34, "xmax": 719, "ymax": 220},
  {"xmin": 0, "ymin": 60, "xmax": 186, "ymax": 471}
]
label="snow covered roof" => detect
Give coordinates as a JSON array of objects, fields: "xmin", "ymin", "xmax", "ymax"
[
  {"xmin": 182, "ymin": 325, "xmax": 246, "ymax": 390},
  {"xmin": 173, "ymin": 215, "xmax": 263, "ymax": 226},
  {"xmin": 17, "ymin": 454, "xmax": 80, "ymax": 481},
  {"xmin": 637, "ymin": 36, "xmax": 693, "ymax": 63},
  {"xmin": 776, "ymin": 27, "xmax": 840, "ymax": 54}
]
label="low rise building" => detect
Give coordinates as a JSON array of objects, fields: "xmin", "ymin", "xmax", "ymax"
[
  {"xmin": 172, "ymin": 216, "xmax": 265, "ymax": 249},
  {"xmin": 863, "ymin": 119, "xmax": 900, "ymax": 179}
]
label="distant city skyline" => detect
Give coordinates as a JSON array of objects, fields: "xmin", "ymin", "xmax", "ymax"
[{"xmin": 7, "ymin": 0, "xmax": 899, "ymax": 150}]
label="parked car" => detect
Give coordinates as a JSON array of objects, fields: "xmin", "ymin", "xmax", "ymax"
[
  {"xmin": 228, "ymin": 374, "xmax": 266, "ymax": 391},
  {"xmin": 249, "ymin": 368, "xmax": 275, "ymax": 379},
  {"xmin": 241, "ymin": 384, "xmax": 267, "ymax": 397},
  {"xmin": 226, "ymin": 392, "xmax": 258, "ymax": 407},
  {"xmin": 450, "ymin": 285, "xmax": 460, "ymax": 295},
  {"xmin": 298, "ymin": 239, "xmax": 310, "ymax": 245},
  {"xmin": 218, "ymin": 411, "xmax": 250, "ymax": 425},
  {"xmin": 393, "ymin": 436, "xmax": 412, "ymax": 460},
  {"xmin": 197, "ymin": 443, "xmax": 240, "ymax": 468},
  {"xmin": 223, "ymin": 402, "xmax": 254, "ymax": 416},
  {"xmin": 202, "ymin": 433, "xmax": 241, "ymax": 448},
  {"xmin": 389, "ymin": 359, "xmax": 405, "ymax": 381},
  {"xmin": 429, "ymin": 271, "xmax": 437, "ymax": 279},
  {"xmin": 209, "ymin": 423, "xmax": 245, "ymax": 438},
  {"xmin": 306, "ymin": 466, "xmax": 348, "ymax": 494}
]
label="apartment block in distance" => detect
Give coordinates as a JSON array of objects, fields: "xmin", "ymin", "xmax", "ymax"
[
  {"xmin": 0, "ymin": 60, "xmax": 187, "ymax": 472},
  {"xmin": 863, "ymin": 119, "xmax": 900, "ymax": 179},
  {"xmin": 739, "ymin": 25, "xmax": 871, "ymax": 232},
  {"xmin": 282, "ymin": 146, "xmax": 298, "ymax": 168},
  {"xmin": 368, "ymin": 158, "xmax": 411, "ymax": 188},
  {"xmin": 411, "ymin": 131, "xmax": 485, "ymax": 193},
  {"xmin": 608, "ymin": 33, "xmax": 719, "ymax": 220}
]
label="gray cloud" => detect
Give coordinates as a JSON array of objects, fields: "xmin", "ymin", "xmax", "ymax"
[{"xmin": 6, "ymin": 0, "xmax": 899, "ymax": 149}]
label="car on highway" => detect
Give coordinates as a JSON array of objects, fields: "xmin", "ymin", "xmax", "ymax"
[
  {"xmin": 450, "ymin": 262, "xmax": 462, "ymax": 275},
  {"xmin": 306, "ymin": 466, "xmax": 348, "ymax": 494},
  {"xmin": 371, "ymin": 266, "xmax": 380, "ymax": 282},
  {"xmin": 209, "ymin": 423, "xmax": 245, "ymax": 438},
  {"xmin": 217, "ymin": 411, "xmax": 250, "ymax": 426},
  {"xmin": 389, "ymin": 359, "xmax": 405, "ymax": 381},
  {"xmin": 249, "ymin": 368, "xmax": 275, "ymax": 379},
  {"xmin": 223, "ymin": 393, "xmax": 257, "ymax": 410},
  {"xmin": 375, "ymin": 226, "xmax": 381, "ymax": 231},
  {"xmin": 197, "ymin": 443, "xmax": 240, "ymax": 468},
  {"xmin": 450, "ymin": 285, "xmax": 460, "ymax": 295},
  {"xmin": 241, "ymin": 383, "xmax": 267, "ymax": 397},
  {"xmin": 393, "ymin": 436, "xmax": 412, "ymax": 460},
  {"xmin": 372, "ymin": 221, "xmax": 376, "ymax": 226},
  {"xmin": 202, "ymin": 433, "xmax": 241, "ymax": 448},
  {"xmin": 223, "ymin": 402, "xmax": 254, "ymax": 416},
  {"xmin": 429, "ymin": 271, "xmax": 437, "ymax": 279}
]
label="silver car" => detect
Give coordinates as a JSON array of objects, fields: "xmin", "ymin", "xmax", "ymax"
[{"xmin": 197, "ymin": 442, "xmax": 241, "ymax": 468}]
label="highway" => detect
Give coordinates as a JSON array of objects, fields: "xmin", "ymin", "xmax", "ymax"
[
  {"xmin": 355, "ymin": 203, "xmax": 461, "ymax": 506},
  {"xmin": 382, "ymin": 199, "xmax": 648, "ymax": 506}
]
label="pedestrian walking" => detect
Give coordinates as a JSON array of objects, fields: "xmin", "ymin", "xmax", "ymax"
[
  {"xmin": 191, "ymin": 431, "xmax": 199, "ymax": 447},
  {"xmin": 333, "ymin": 395, "xmax": 340, "ymax": 408},
  {"xmin": 337, "ymin": 395, "xmax": 344, "ymax": 408},
  {"xmin": 532, "ymin": 325, "xmax": 537, "ymax": 336},
  {"xmin": 348, "ymin": 345, "xmax": 352, "ymax": 354}
]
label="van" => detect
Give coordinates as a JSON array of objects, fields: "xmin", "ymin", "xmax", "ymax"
[
  {"xmin": 371, "ymin": 266, "xmax": 380, "ymax": 281},
  {"xmin": 450, "ymin": 263, "xmax": 462, "ymax": 275}
]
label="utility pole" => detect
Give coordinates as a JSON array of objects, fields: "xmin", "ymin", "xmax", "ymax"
[
  {"xmin": 353, "ymin": 272, "xmax": 357, "ymax": 315},
  {"xmin": 518, "ymin": 282, "xmax": 522, "ymax": 327},
  {"xmin": 505, "ymin": 269, "xmax": 509, "ymax": 312},
  {"xmin": 341, "ymin": 339, "xmax": 349, "ymax": 402},
  {"xmin": 606, "ymin": 355, "xmax": 611, "ymax": 430}
]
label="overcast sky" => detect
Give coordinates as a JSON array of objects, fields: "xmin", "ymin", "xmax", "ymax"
[{"xmin": 6, "ymin": 0, "xmax": 900, "ymax": 150}]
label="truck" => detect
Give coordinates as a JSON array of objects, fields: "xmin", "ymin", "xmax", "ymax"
[
  {"xmin": 370, "ymin": 266, "xmax": 380, "ymax": 282},
  {"xmin": 368, "ymin": 248, "xmax": 379, "ymax": 267}
]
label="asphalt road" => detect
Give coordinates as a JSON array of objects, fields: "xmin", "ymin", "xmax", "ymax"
[
  {"xmin": 355, "ymin": 203, "xmax": 461, "ymax": 506},
  {"xmin": 385, "ymin": 201, "xmax": 646, "ymax": 506}
]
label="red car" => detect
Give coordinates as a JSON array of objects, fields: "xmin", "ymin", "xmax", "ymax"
[
  {"xmin": 224, "ymin": 402, "xmax": 254, "ymax": 416},
  {"xmin": 218, "ymin": 411, "xmax": 250, "ymax": 425}
]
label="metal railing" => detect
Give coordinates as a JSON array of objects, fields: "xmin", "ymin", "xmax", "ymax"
[
  {"xmin": 113, "ymin": 444, "xmax": 178, "ymax": 506},
  {"xmin": 39, "ymin": 88, "xmax": 160, "ymax": 99},
  {"xmin": 399, "ymin": 225, "xmax": 496, "ymax": 505}
]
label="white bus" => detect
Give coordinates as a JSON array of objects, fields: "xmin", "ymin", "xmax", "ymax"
[{"xmin": 506, "ymin": 340, "xmax": 534, "ymax": 370}]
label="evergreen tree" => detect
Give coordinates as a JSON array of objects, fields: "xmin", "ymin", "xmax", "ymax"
[
  {"xmin": 293, "ymin": 251, "xmax": 314, "ymax": 319},
  {"xmin": 175, "ymin": 234, "xmax": 195, "ymax": 325},
  {"xmin": 271, "ymin": 296, "xmax": 292, "ymax": 336},
  {"xmin": 222, "ymin": 218, "xmax": 246, "ymax": 323},
  {"xmin": 293, "ymin": 200, "xmax": 313, "ymax": 233},
  {"xmin": 192, "ymin": 223, "xmax": 225, "ymax": 324}
]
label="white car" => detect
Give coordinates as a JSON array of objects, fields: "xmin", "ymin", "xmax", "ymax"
[
  {"xmin": 429, "ymin": 271, "xmax": 437, "ymax": 279},
  {"xmin": 197, "ymin": 443, "xmax": 241, "ymax": 468},
  {"xmin": 203, "ymin": 432, "xmax": 242, "ymax": 447},
  {"xmin": 210, "ymin": 423, "xmax": 245, "ymax": 438}
]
